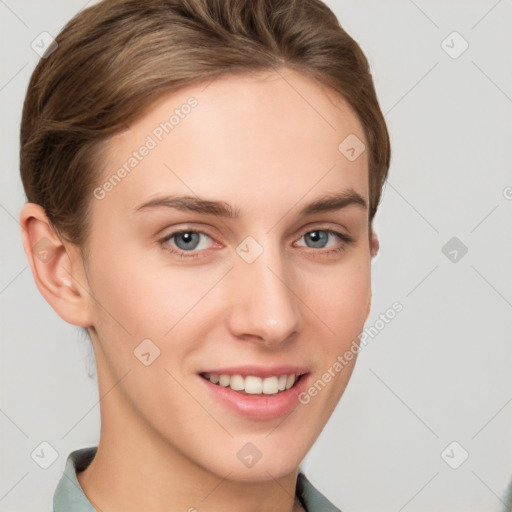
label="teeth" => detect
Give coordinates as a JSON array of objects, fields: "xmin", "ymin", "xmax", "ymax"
[
  {"xmin": 245, "ymin": 376, "xmax": 263, "ymax": 394},
  {"xmin": 203, "ymin": 373, "xmax": 300, "ymax": 394},
  {"xmin": 285, "ymin": 374, "xmax": 296, "ymax": 390},
  {"xmin": 230, "ymin": 374, "xmax": 245, "ymax": 391},
  {"xmin": 262, "ymin": 376, "xmax": 279, "ymax": 395},
  {"xmin": 219, "ymin": 374, "xmax": 230, "ymax": 387}
]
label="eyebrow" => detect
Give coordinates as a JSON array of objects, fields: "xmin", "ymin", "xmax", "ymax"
[{"xmin": 134, "ymin": 189, "xmax": 367, "ymax": 218}]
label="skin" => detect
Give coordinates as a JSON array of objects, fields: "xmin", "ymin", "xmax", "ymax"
[{"xmin": 21, "ymin": 67, "xmax": 379, "ymax": 512}]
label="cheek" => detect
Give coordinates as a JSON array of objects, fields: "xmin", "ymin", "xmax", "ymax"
[
  {"xmin": 85, "ymin": 244, "xmax": 226, "ymax": 353},
  {"xmin": 305, "ymin": 258, "xmax": 372, "ymax": 346},
  {"xmin": 292, "ymin": 262, "xmax": 371, "ymax": 443}
]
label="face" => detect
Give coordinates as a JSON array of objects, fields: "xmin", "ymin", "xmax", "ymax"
[{"xmin": 81, "ymin": 68, "xmax": 376, "ymax": 481}]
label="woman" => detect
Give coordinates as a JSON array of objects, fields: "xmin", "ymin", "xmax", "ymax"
[{"xmin": 19, "ymin": 0, "xmax": 390, "ymax": 510}]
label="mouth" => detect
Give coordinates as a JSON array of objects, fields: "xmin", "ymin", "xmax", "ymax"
[
  {"xmin": 199, "ymin": 372, "xmax": 306, "ymax": 396},
  {"xmin": 197, "ymin": 365, "xmax": 311, "ymax": 420}
]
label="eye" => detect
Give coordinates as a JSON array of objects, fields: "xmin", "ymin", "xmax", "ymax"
[
  {"xmin": 301, "ymin": 230, "xmax": 333, "ymax": 249},
  {"xmin": 160, "ymin": 230, "xmax": 215, "ymax": 258},
  {"xmin": 159, "ymin": 227, "xmax": 354, "ymax": 260},
  {"xmin": 295, "ymin": 229, "xmax": 353, "ymax": 254}
]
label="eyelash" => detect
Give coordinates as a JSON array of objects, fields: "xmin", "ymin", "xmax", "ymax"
[{"xmin": 159, "ymin": 228, "xmax": 354, "ymax": 260}]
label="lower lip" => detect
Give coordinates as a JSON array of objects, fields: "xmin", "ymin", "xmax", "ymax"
[{"xmin": 199, "ymin": 374, "xmax": 310, "ymax": 421}]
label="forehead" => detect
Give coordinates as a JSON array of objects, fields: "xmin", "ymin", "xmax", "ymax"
[{"xmin": 96, "ymin": 68, "xmax": 368, "ymax": 219}]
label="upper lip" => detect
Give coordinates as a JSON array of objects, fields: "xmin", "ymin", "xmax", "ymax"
[{"xmin": 198, "ymin": 365, "xmax": 310, "ymax": 378}]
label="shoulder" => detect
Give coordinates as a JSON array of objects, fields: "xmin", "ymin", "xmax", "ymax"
[
  {"xmin": 503, "ymin": 477, "xmax": 512, "ymax": 511},
  {"xmin": 296, "ymin": 472, "xmax": 342, "ymax": 512},
  {"xmin": 53, "ymin": 446, "xmax": 97, "ymax": 512}
]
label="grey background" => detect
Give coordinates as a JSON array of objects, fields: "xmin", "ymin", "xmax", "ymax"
[{"xmin": 1, "ymin": 0, "xmax": 511, "ymax": 511}]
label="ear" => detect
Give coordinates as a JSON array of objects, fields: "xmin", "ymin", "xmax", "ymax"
[
  {"xmin": 365, "ymin": 228, "xmax": 379, "ymax": 319},
  {"xmin": 369, "ymin": 228, "xmax": 379, "ymax": 258},
  {"xmin": 19, "ymin": 203, "xmax": 93, "ymax": 327}
]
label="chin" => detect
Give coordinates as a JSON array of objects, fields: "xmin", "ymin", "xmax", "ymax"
[{"xmin": 195, "ymin": 435, "xmax": 311, "ymax": 483}]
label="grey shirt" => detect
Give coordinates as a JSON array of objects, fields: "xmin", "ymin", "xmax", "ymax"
[{"xmin": 53, "ymin": 446, "xmax": 342, "ymax": 512}]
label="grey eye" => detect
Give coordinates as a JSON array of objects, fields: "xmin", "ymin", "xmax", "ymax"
[
  {"xmin": 303, "ymin": 230, "xmax": 329, "ymax": 249},
  {"xmin": 173, "ymin": 232, "xmax": 202, "ymax": 251}
]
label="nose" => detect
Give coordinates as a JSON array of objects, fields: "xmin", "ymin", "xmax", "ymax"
[{"xmin": 225, "ymin": 243, "xmax": 301, "ymax": 347}]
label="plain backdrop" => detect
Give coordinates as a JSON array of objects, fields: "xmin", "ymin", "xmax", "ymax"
[{"xmin": 1, "ymin": 1, "xmax": 511, "ymax": 511}]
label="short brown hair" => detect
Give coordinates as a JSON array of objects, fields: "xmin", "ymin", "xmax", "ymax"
[{"xmin": 20, "ymin": 0, "xmax": 391, "ymax": 246}]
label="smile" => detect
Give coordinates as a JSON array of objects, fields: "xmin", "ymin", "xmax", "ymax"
[{"xmin": 200, "ymin": 372, "xmax": 304, "ymax": 395}]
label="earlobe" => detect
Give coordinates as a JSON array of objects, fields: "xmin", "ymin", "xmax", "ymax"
[{"xmin": 19, "ymin": 203, "xmax": 93, "ymax": 327}]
